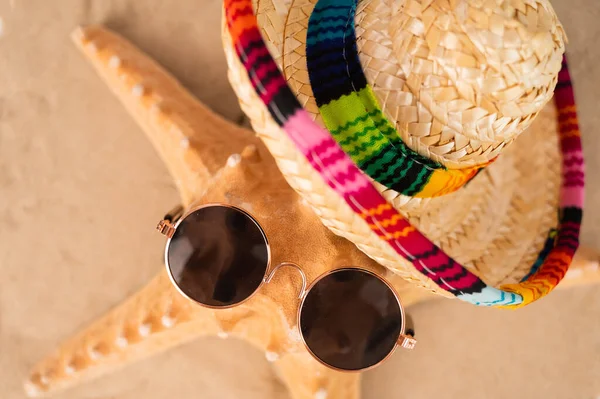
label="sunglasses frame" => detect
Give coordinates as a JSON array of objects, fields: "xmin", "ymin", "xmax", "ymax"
[
  {"xmin": 161, "ymin": 203, "xmax": 272, "ymax": 310},
  {"xmin": 297, "ymin": 267, "xmax": 413, "ymax": 372},
  {"xmin": 159, "ymin": 203, "xmax": 416, "ymax": 371}
]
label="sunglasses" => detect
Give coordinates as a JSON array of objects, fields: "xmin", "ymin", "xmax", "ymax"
[{"xmin": 157, "ymin": 204, "xmax": 416, "ymax": 371}]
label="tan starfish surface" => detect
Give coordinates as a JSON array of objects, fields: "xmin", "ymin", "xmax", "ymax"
[{"xmin": 23, "ymin": 25, "xmax": 600, "ymax": 399}]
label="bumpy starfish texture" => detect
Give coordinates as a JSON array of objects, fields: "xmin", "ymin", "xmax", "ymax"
[{"xmin": 24, "ymin": 25, "xmax": 600, "ymax": 399}]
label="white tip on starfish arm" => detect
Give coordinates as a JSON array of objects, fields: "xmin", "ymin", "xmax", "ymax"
[
  {"xmin": 227, "ymin": 154, "xmax": 242, "ymax": 167},
  {"xmin": 132, "ymin": 84, "xmax": 145, "ymax": 97},
  {"xmin": 265, "ymin": 351, "xmax": 279, "ymax": 362},
  {"xmin": 161, "ymin": 314, "xmax": 176, "ymax": 328},
  {"xmin": 24, "ymin": 380, "xmax": 43, "ymax": 397},
  {"xmin": 109, "ymin": 55, "xmax": 121, "ymax": 69},
  {"xmin": 288, "ymin": 327, "xmax": 302, "ymax": 342},
  {"xmin": 138, "ymin": 323, "xmax": 152, "ymax": 337},
  {"xmin": 180, "ymin": 137, "xmax": 190, "ymax": 149},
  {"xmin": 115, "ymin": 335, "xmax": 128, "ymax": 348},
  {"xmin": 87, "ymin": 41, "xmax": 98, "ymax": 53},
  {"xmin": 64, "ymin": 364, "xmax": 76, "ymax": 375},
  {"xmin": 88, "ymin": 346, "xmax": 102, "ymax": 360}
]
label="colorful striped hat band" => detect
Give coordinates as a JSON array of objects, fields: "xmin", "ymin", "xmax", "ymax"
[
  {"xmin": 223, "ymin": 0, "xmax": 585, "ymax": 308},
  {"xmin": 306, "ymin": 0, "xmax": 488, "ymax": 198}
]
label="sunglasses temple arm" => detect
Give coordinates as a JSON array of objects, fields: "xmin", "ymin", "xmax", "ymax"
[
  {"xmin": 157, "ymin": 205, "xmax": 184, "ymax": 237},
  {"xmin": 264, "ymin": 262, "xmax": 308, "ymax": 299},
  {"xmin": 163, "ymin": 205, "xmax": 185, "ymax": 223}
]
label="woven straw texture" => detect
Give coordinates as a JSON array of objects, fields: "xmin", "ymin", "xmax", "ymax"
[
  {"xmin": 222, "ymin": 0, "xmax": 562, "ymax": 296},
  {"xmin": 270, "ymin": 0, "xmax": 565, "ymax": 212},
  {"xmin": 278, "ymin": 0, "xmax": 565, "ymax": 169}
]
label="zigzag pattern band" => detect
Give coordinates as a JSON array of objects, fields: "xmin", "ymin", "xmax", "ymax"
[
  {"xmin": 224, "ymin": 0, "xmax": 585, "ymax": 308},
  {"xmin": 306, "ymin": 0, "xmax": 487, "ymax": 198}
]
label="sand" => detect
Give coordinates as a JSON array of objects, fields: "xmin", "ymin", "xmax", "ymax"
[{"xmin": 1, "ymin": 1, "xmax": 599, "ymax": 398}]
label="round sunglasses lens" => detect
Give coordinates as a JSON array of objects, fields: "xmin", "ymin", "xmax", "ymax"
[
  {"xmin": 166, "ymin": 206, "xmax": 269, "ymax": 307},
  {"xmin": 300, "ymin": 269, "xmax": 402, "ymax": 371}
]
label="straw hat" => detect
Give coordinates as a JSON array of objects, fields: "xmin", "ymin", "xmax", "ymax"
[{"xmin": 221, "ymin": 0, "xmax": 584, "ymax": 307}]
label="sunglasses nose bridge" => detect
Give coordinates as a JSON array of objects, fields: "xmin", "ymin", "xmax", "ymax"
[{"xmin": 263, "ymin": 262, "xmax": 308, "ymax": 299}]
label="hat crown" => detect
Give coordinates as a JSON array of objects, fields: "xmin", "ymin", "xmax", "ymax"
[{"xmin": 356, "ymin": 0, "xmax": 566, "ymax": 167}]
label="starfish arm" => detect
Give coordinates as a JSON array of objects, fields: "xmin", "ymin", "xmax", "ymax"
[
  {"xmin": 25, "ymin": 271, "xmax": 213, "ymax": 397},
  {"xmin": 24, "ymin": 270, "xmax": 361, "ymax": 399},
  {"xmin": 71, "ymin": 25, "xmax": 258, "ymax": 204}
]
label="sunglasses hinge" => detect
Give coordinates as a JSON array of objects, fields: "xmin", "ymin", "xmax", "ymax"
[
  {"xmin": 398, "ymin": 334, "xmax": 417, "ymax": 350},
  {"xmin": 156, "ymin": 219, "xmax": 176, "ymax": 238}
]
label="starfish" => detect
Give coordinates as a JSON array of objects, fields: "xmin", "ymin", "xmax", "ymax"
[{"xmin": 24, "ymin": 25, "xmax": 600, "ymax": 399}]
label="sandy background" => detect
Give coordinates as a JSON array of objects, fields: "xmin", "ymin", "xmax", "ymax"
[{"xmin": 1, "ymin": 0, "xmax": 599, "ymax": 398}]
